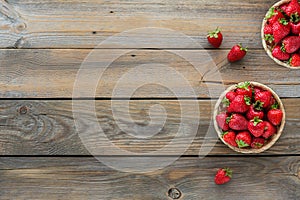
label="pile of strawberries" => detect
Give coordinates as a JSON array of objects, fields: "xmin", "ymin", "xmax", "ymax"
[
  {"xmin": 263, "ymin": 0, "xmax": 300, "ymax": 67},
  {"xmin": 216, "ymin": 82, "xmax": 283, "ymax": 149}
]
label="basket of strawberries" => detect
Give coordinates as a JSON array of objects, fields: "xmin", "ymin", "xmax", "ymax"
[
  {"xmin": 262, "ymin": 0, "xmax": 300, "ymax": 68},
  {"xmin": 214, "ymin": 81, "xmax": 285, "ymax": 153}
]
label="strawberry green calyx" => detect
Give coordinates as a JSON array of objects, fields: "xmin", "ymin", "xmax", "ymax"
[
  {"xmin": 208, "ymin": 27, "xmax": 221, "ymax": 38},
  {"xmin": 265, "ymin": 7, "xmax": 276, "ymax": 20},
  {"xmin": 222, "ymin": 97, "xmax": 230, "ymax": 107},
  {"xmin": 281, "ymin": 44, "xmax": 286, "ymax": 52},
  {"xmin": 238, "ymin": 44, "xmax": 248, "ymax": 52},
  {"xmin": 279, "ymin": 18, "xmax": 289, "ymax": 25},
  {"xmin": 226, "ymin": 115, "xmax": 232, "ymax": 124},
  {"xmin": 264, "ymin": 34, "xmax": 274, "ymax": 43},
  {"xmin": 271, "ymin": 103, "xmax": 279, "ymax": 109},
  {"xmin": 237, "ymin": 81, "xmax": 251, "ymax": 90},
  {"xmin": 244, "ymin": 96, "xmax": 251, "ymax": 105},
  {"xmin": 291, "ymin": 12, "xmax": 300, "ymax": 23},
  {"xmin": 251, "ymin": 116, "xmax": 263, "ymax": 126},
  {"xmin": 221, "ymin": 131, "xmax": 228, "ymax": 137},
  {"xmin": 236, "ymin": 140, "xmax": 249, "ymax": 148},
  {"xmin": 254, "ymin": 100, "xmax": 264, "ymax": 110},
  {"xmin": 253, "ymin": 142, "xmax": 263, "ymax": 148},
  {"xmin": 223, "ymin": 168, "xmax": 233, "ymax": 178}
]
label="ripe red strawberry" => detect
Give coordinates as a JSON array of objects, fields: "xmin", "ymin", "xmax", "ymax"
[
  {"xmin": 285, "ymin": 0, "xmax": 300, "ymax": 17},
  {"xmin": 235, "ymin": 131, "xmax": 252, "ymax": 148},
  {"xmin": 226, "ymin": 91, "xmax": 237, "ymax": 102},
  {"xmin": 267, "ymin": 104, "xmax": 283, "ymax": 126},
  {"xmin": 236, "ymin": 81, "xmax": 253, "ymax": 98},
  {"xmin": 282, "ymin": 36, "xmax": 300, "ymax": 53},
  {"xmin": 248, "ymin": 117, "xmax": 266, "ymax": 137},
  {"xmin": 251, "ymin": 137, "xmax": 265, "ymax": 149},
  {"xmin": 280, "ymin": 3, "xmax": 289, "ymax": 14},
  {"xmin": 246, "ymin": 104, "xmax": 264, "ymax": 120},
  {"xmin": 215, "ymin": 168, "xmax": 232, "ymax": 185},
  {"xmin": 222, "ymin": 131, "xmax": 237, "ymax": 147},
  {"xmin": 227, "ymin": 44, "xmax": 247, "ymax": 62},
  {"xmin": 216, "ymin": 112, "xmax": 230, "ymax": 131},
  {"xmin": 266, "ymin": 8, "xmax": 285, "ymax": 25},
  {"xmin": 290, "ymin": 22, "xmax": 300, "ymax": 34},
  {"xmin": 227, "ymin": 95, "xmax": 251, "ymax": 113},
  {"xmin": 272, "ymin": 19, "xmax": 291, "ymax": 43},
  {"xmin": 264, "ymin": 23, "xmax": 273, "ymax": 34},
  {"xmin": 262, "ymin": 121, "xmax": 277, "ymax": 139},
  {"xmin": 207, "ymin": 28, "xmax": 223, "ymax": 48},
  {"xmin": 253, "ymin": 86, "xmax": 262, "ymax": 95},
  {"xmin": 290, "ymin": 53, "xmax": 300, "ymax": 67},
  {"xmin": 272, "ymin": 45, "xmax": 290, "ymax": 61},
  {"xmin": 227, "ymin": 114, "xmax": 248, "ymax": 131},
  {"xmin": 254, "ymin": 90, "xmax": 272, "ymax": 108}
]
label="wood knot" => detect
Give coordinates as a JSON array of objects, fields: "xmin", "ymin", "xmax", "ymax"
[
  {"xmin": 168, "ymin": 188, "xmax": 181, "ymax": 199},
  {"xmin": 18, "ymin": 105, "xmax": 28, "ymax": 115}
]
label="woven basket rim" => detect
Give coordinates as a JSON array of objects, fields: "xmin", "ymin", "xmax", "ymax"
[
  {"xmin": 261, "ymin": 0, "xmax": 300, "ymax": 69},
  {"xmin": 213, "ymin": 82, "xmax": 286, "ymax": 154}
]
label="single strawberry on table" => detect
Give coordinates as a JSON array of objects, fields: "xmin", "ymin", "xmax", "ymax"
[
  {"xmin": 272, "ymin": 45, "xmax": 290, "ymax": 61},
  {"xmin": 289, "ymin": 53, "xmax": 300, "ymax": 67},
  {"xmin": 282, "ymin": 36, "xmax": 300, "ymax": 54},
  {"xmin": 267, "ymin": 103, "xmax": 283, "ymax": 126},
  {"xmin": 214, "ymin": 168, "xmax": 232, "ymax": 185},
  {"xmin": 262, "ymin": 121, "xmax": 277, "ymax": 139},
  {"xmin": 227, "ymin": 44, "xmax": 248, "ymax": 62},
  {"xmin": 222, "ymin": 131, "xmax": 237, "ymax": 147},
  {"xmin": 227, "ymin": 95, "xmax": 251, "ymax": 113},
  {"xmin": 235, "ymin": 131, "xmax": 252, "ymax": 148},
  {"xmin": 207, "ymin": 27, "xmax": 223, "ymax": 48},
  {"xmin": 251, "ymin": 137, "xmax": 265, "ymax": 149},
  {"xmin": 216, "ymin": 112, "xmax": 230, "ymax": 131},
  {"xmin": 227, "ymin": 113, "xmax": 248, "ymax": 131},
  {"xmin": 248, "ymin": 117, "xmax": 266, "ymax": 137},
  {"xmin": 272, "ymin": 18, "xmax": 291, "ymax": 43}
]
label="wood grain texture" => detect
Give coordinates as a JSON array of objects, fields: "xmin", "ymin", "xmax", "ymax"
[
  {"xmin": 0, "ymin": 49, "xmax": 299, "ymax": 98},
  {"xmin": 0, "ymin": 0, "xmax": 279, "ymax": 49},
  {"xmin": 0, "ymin": 99, "xmax": 299, "ymax": 155},
  {"xmin": 0, "ymin": 156, "xmax": 299, "ymax": 199}
]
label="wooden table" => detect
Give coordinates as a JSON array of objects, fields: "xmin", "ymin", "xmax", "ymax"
[{"xmin": 0, "ymin": 0, "xmax": 299, "ymax": 199}]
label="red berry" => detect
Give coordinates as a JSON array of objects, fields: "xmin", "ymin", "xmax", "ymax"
[
  {"xmin": 266, "ymin": 8, "xmax": 285, "ymax": 25},
  {"xmin": 207, "ymin": 28, "xmax": 223, "ymax": 48},
  {"xmin": 228, "ymin": 114, "xmax": 248, "ymax": 131},
  {"xmin": 264, "ymin": 23, "xmax": 273, "ymax": 34},
  {"xmin": 215, "ymin": 168, "xmax": 232, "ymax": 185},
  {"xmin": 254, "ymin": 90, "xmax": 272, "ymax": 108},
  {"xmin": 262, "ymin": 121, "xmax": 277, "ymax": 139},
  {"xmin": 248, "ymin": 117, "xmax": 266, "ymax": 137},
  {"xmin": 282, "ymin": 36, "xmax": 300, "ymax": 54},
  {"xmin": 267, "ymin": 107, "xmax": 283, "ymax": 126},
  {"xmin": 236, "ymin": 81, "xmax": 253, "ymax": 98},
  {"xmin": 246, "ymin": 104, "xmax": 264, "ymax": 120},
  {"xmin": 285, "ymin": 0, "xmax": 300, "ymax": 17},
  {"xmin": 290, "ymin": 53, "xmax": 300, "ymax": 67},
  {"xmin": 227, "ymin": 95, "xmax": 251, "ymax": 113},
  {"xmin": 222, "ymin": 131, "xmax": 237, "ymax": 147},
  {"xmin": 235, "ymin": 131, "xmax": 252, "ymax": 148},
  {"xmin": 216, "ymin": 112, "xmax": 230, "ymax": 131},
  {"xmin": 251, "ymin": 137, "xmax": 265, "ymax": 149},
  {"xmin": 227, "ymin": 44, "xmax": 247, "ymax": 62},
  {"xmin": 226, "ymin": 91, "xmax": 237, "ymax": 102},
  {"xmin": 290, "ymin": 22, "xmax": 300, "ymax": 35},
  {"xmin": 272, "ymin": 45, "xmax": 290, "ymax": 61},
  {"xmin": 272, "ymin": 19, "xmax": 291, "ymax": 43}
]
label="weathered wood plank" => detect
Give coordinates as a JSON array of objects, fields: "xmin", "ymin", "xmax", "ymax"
[
  {"xmin": 0, "ymin": 49, "xmax": 299, "ymax": 98},
  {"xmin": 0, "ymin": 99, "xmax": 299, "ymax": 155},
  {"xmin": 0, "ymin": 0, "xmax": 278, "ymax": 48},
  {"xmin": 0, "ymin": 156, "xmax": 299, "ymax": 199}
]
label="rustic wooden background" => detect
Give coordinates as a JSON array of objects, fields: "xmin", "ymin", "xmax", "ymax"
[{"xmin": 0, "ymin": 0, "xmax": 299, "ymax": 199}]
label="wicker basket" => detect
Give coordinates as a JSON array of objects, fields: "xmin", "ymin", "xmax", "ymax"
[
  {"xmin": 261, "ymin": 0, "xmax": 300, "ymax": 69},
  {"xmin": 213, "ymin": 82, "xmax": 286, "ymax": 153}
]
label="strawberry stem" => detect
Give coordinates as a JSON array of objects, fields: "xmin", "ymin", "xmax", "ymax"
[
  {"xmin": 237, "ymin": 81, "xmax": 251, "ymax": 90},
  {"xmin": 244, "ymin": 96, "xmax": 251, "ymax": 106},
  {"xmin": 265, "ymin": 7, "xmax": 276, "ymax": 20},
  {"xmin": 254, "ymin": 100, "xmax": 264, "ymax": 110},
  {"xmin": 207, "ymin": 27, "xmax": 221, "ymax": 38},
  {"xmin": 238, "ymin": 44, "xmax": 248, "ymax": 52},
  {"xmin": 236, "ymin": 140, "xmax": 249, "ymax": 148},
  {"xmin": 251, "ymin": 116, "xmax": 263, "ymax": 126},
  {"xmin": 224, "ymin": 168, "xmax": 233, "ymax": 178}
]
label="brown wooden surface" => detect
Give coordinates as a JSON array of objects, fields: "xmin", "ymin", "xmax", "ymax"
[
  {"xmin": 0, "ymin": 99, "xmax": 299, "ymax": 155},
  {"xmin": 0, "ymin": 157, "xmax": 299, "ymax": 200},
  {"xmin": 0, "ymin": 0, "xmax": 279, "ymax": 49},
  {"xmin": 0, "ymin": 49, "xmax": 299, "ymax": 98},
  {"xmin": 0, "ymin": 0, "xmax": 299, "ymax": 199}
]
